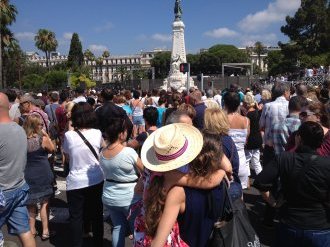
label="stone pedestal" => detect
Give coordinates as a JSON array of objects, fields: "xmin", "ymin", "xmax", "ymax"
[{"xmin": 163, "ymin": 19, "xmax": 194, "ymax": 92}]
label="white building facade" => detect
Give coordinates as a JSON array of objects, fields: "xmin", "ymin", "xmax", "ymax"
[{"xmin": 26, "ymin": 49, "xmax": 169, "ymax": 83}]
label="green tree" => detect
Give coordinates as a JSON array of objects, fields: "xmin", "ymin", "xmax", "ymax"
[
  {"xmin": 266, "ymin": 50, "xmax": 297, "ymax": 76},
  {"xmin": 203, "ymin": 44, "xmax": 248, "ymax": 74},
  {"xmin": 34, "ymin": 29, "xmax": 58, "ymax": 69},
  {"xmin": 84, "ymin": 49, "xmax": 95, "ymax": 61},
  {"xmin": 70, "ymin": 73, "xmax": 96, "ymax": 89},
  {"xmin": 67, "ymin": 33, "xmax": 84, "ymax": 70},
  {"xmin": 0, "ymin": 0, "xmax": 17, "ymax": 88},
  {"xmin": 44, "ymin": 70, "xmax": 67, "ymax": 89},
  {"xmin": 2, "ymin": 41, "xmax": 26, "ymax": 89},
  {"xmin": 186, "ymin": 53, "xmax": 200, "ymax": 75},
  {"xmin": 102, "ymin": 50, "xmax": 110, "ymax": 58},
  {"xmin": 114, "ymin": 66, "xmax": 129, "ymax": 82},
  {"xmin": 150, "ymin": 51, "xmax": 171, "ymax": 79},
  {"xmin": 280, "ymin": 0, "xmax": 330, "ymax": 64},
  {"xmin": 21, "ymin": 73, "xmax": 44, "ymax": 90}
]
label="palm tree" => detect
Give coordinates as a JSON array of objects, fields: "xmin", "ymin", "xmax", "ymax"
[
  {"xmin": 115, "ymin": 66, "xmax": 129, "ymax": 82},
  {"xmin": 254, "ymin": 41, "xmax": 265, "ymax": 70},
  {"xmin": 0, "ymin": 0, "xmax": 18, "ymax": 88},
  {"xmin": 102, "ymin": 50, "xmax": 110, "ymax": 58},
  {"xmin": 84, "ymin": 49, "xmax": 95, "ymax": 61},
  {"xmin": 34, "ymin": 29, "xmax": 58, "ymax": 69}
]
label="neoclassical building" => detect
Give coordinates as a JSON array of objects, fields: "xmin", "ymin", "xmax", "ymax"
[
  {"xmin": 26, "ymin": 52, "xmax": 68, "ymax": 67},
  {"xmin": 238, "ymin": 46, "xmax": 281, "ymax": 72},
  {"xmin": 26, "ymin": 49, "xmax": 169, "ymax": 83}
]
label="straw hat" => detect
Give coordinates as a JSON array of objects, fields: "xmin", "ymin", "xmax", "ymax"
[{"xmin": 141, "ymin": 123, "xmax": 203, "ymax": 172}]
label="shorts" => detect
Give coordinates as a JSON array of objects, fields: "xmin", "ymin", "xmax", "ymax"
[
  {"xmin": 0, "ymin": 183, "xmax": 30, "ymax": 235},
  {"xmin": 132, "ymin": 115, "xmax": 145, "ymax": 126}
]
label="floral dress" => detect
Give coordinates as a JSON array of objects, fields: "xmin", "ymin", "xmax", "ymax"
[{"xmin": 133, "ymin": 169, "xmax": 189, "ymax": 247}]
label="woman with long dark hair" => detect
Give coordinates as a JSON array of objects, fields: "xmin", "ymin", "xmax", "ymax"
[
  {"xmin": 100, "ymin": 118, "xmax": 143, "ymax": 247},
  {"xmin": 63, "ymin": 102, "xmax": 104, "ymax": 247}
]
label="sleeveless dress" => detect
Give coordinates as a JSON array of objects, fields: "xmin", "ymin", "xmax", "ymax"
[
  {"xmin": 228, "ymin": 126, "xmax": 250, "ymax": 189},
  {"xmin": 134, "ymin": 169, "xmax": 188, "ymax": 247},
  {"xmin": 25, "ymin": 136, "xmax": 54, "ymax": 205},
  {"xmin": 178, "ymin": 185, "xmax": 224, "ymax": 247}
]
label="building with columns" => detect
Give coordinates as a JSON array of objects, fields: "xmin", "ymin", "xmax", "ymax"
[
  {"xmin": 238, "ymin": 46, "xmax": 281, "ymax": 72},
  {"xmin": 26, "ymin": 49, "xmax": 169, "ymax": 83}
]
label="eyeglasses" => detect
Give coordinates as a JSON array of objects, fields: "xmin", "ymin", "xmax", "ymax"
[
  {"xmin": 299, "ymin": 110, "xmax": 315, "ymax": 118},
  {"xmin": 19, "ymin": 101, "xmax": 29, "ymax": 106}
]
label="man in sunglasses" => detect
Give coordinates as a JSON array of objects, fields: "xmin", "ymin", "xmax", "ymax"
[{"xmin": 19, "ymin": 95, "xmax": 49, "ymax": 133}]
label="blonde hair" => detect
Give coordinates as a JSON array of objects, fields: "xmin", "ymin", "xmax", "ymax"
[
  {"xmin": 23, "ymin": 114, "xmax": 43, "ymax": 138},
  {"xmin": 65, "ymin": 101, "xmax": 75, "ymax": 119},
  {"xmin": 204, "ymin": 108, "xmax": 230, "ymax": 135},
  {"xmin": 203, "ymin": 99, "xmax": 220, "ymax": 109},
  {"xmin": 244, "ymin": 93, "xmax": 256, "ymax": 108},
  {"xmin": 261, "ymin": 89, "xmax": 271, "ymax": 101}
]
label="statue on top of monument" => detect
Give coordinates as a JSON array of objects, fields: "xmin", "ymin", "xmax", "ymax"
[{"xmin": 174, "ymin": 0, "xmax": 182, "ymax": 20}]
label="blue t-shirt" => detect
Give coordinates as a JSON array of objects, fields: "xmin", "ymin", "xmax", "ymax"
[
  {"xmin": 122, "ymin": 105, "xmax": 132, "ymax": 116},
  {"xmin": 156, "ymin": 107, "xmax": 166, "ymax": 128},
  {"xmin": 101, "ymin": 147, "xmax": 141, "ymax": 207}
]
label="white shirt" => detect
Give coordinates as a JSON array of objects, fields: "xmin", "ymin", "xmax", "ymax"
[
  {"xmin": 63, "ymin": 128, "xmax": 104, "ymax": 190},
  {"xmin": 72, "ymin": 96, "xmax": 87, "ymax": 103},
  {"xmin": 213, "ymin": 94, "xmax": 222, "ymax": 108}
]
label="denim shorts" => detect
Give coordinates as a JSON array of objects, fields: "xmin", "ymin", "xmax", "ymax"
[
  {"xmin": 132, "ymin": 115, "xmax": 145, "ymax": 126},
  {"xmin": 0, "ymin": 183, "xmax": 30, "ymax": 235}
]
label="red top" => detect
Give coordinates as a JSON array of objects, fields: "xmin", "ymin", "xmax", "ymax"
[{"xmin": 317, "ymin": 130, "xmax": 330, "ymax": 156}]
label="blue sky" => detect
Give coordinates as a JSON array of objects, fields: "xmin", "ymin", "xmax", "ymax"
[{"xmin": 11, "ymin": 0, "xmax": 301, "ymax": 56}]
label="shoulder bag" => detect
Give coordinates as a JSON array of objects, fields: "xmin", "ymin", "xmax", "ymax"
[
  {"xmin": 75, "ymin": 129, "xmax": 99, "ymax": 160},
  {"xmin": 207, "ymin": 182, "xmax": 260, "ymax": 247}
]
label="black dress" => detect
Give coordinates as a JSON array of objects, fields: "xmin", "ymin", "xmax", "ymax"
[
  {"xmin": 25, "ymin": 136, "xmax": 54, "ymax": 204},
  {"xmin": 245, "ymin": 110, "xmax": 263, "ymax": 150}
]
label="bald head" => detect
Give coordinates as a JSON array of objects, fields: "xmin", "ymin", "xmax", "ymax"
[
  {"xmin": 0, "ymin": 93, "xmax": 11, "ymax": 122},
  {"xmin": 0, "ymin": 92, "xmax": 10, "ymax": 111}
]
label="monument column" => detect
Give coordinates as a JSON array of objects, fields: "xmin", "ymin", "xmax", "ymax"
[{"xmin": 163, "ymin": 0, "xmax": 194, "ymax": 91}]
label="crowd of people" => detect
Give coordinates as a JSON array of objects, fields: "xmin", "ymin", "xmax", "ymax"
[{"xmin": 0, "ymin": 79, "xmax": 330, "ymax": 247}]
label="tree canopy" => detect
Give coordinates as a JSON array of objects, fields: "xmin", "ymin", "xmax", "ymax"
[
  {"xmin": 34, "ymin": 29, "xmax": 58, "ymax": 68},
  {"xmin": 0, "ymin": 0, "xmax": 18, "ymax": 88},
  {"xmin": 67, "ymin": 33, "xmax": 84, "ymax": 70},
  {"xmin": 279, "ymin": 0, "xmax": 330, "ymax": 67}
]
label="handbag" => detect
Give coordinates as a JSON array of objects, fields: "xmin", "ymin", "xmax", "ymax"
[{"xmin": 207, "ymin": 182, "xmax": 260, "ymax": 247}]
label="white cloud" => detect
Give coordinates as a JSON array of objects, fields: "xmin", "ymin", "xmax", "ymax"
[
  {"xmin": 204, "ymin": 27, "xmax": 238, "ymax": 38},
  {"xmin": 94, "ymin": 22, "xmax": 114, "ymax": 32},
  {"xmin": 238, "ymin": 0, "xmax": 300, "ymax": 33},
  {"xmin": 63, "ymin": 32, "xmax": 73, "ymax": 40},
  {"xmin": 151, "ymin": 33, "xmax": 172, "ymax": 42},
  {"xmin": 240, "ymin": 33, "xmax": 278, "ymax": 47},
  {"xmin": 89, "ymin": 44, "xmax": 108, "ymax": 53},
  {"xmin": 15, "ymin": 32, "xmax": 35, "ymax": 41}
]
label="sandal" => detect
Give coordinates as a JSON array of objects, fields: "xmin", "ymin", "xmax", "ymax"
[{"xmin": 41, "ymin": 231, "xmax": 56, "ymax": 241}]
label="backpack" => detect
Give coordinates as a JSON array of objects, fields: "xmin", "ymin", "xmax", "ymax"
[{"xmin": 48, "ymin": 106, "xmax": 59, "ymax": 140}]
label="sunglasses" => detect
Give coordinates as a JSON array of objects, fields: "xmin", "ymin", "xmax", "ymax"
[{"xmin": 299, "ymin": 110, "xmax": 315, "ymax": 118}]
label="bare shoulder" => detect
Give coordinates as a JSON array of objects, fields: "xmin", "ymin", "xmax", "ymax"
[{"xmin": 167, "ymin": 186, "xmax": 185, "ymax": 203}]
